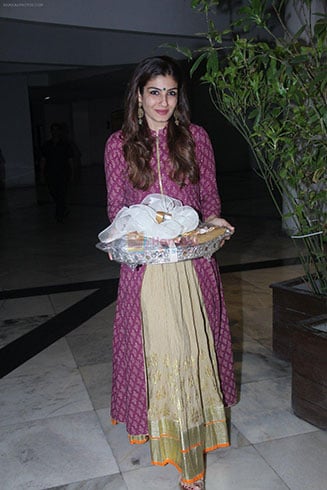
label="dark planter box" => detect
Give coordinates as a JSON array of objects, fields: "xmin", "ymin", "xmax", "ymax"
[
  {"xmin": 270, "ymin": 277, "xmax": 327, "ymax": 361},
  {"xmin": 291, "ymin": 315, "xmax": 327, "ymax": 429}
]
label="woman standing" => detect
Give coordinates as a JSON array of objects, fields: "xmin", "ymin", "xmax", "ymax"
[{"xmin": 104, "ymin": 56, "xmax": 237, "ymax": 490}]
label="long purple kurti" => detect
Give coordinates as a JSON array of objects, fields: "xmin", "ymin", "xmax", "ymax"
[{"xmin": 104, "ymin": 124, "xmax": 237, "ymax": 436}]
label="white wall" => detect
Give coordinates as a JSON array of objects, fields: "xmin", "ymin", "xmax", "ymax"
[
  {"xmin": 285, "ymin": 0, "xmax": 326, "ymax": 38},
  {"xmin": 0, "ymin": 76, "xmax": 35, "ymax": 187}
]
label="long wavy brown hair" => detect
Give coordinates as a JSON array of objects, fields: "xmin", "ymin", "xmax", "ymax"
[{"xmin": 122, "ymin": 56, "xmax": 199, "ymax": 190}]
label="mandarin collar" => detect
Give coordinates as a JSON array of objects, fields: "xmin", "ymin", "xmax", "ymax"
[{"xmin": 150, "ymin": 126, "xmax": 168, "ymax": 138}]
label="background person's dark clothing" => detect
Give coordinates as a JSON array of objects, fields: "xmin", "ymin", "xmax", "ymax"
[{"xmin": 41, "ymin": 139, "xmax": 73, "ymax": 221}]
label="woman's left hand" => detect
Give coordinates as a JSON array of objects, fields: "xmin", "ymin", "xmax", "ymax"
[
  {"xmin": 205, "ymin": 215, "xmax": 235, "ymax": 248},
  {"xmin": 206, "ymin": 216, "xmax": 235, "ymax": 234}
]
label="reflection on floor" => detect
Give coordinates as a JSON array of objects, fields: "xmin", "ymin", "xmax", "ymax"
[{"xmin": 0, "ymin": 167, "xmax": 326, "ymax": 489}]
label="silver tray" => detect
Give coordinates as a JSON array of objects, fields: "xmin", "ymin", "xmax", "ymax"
[{"xmin": 96, "ymin": 227, "xmax": 231, "ymax": 268}]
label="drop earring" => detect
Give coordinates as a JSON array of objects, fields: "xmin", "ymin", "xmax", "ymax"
[
  {"xmin": 174, "ymin": 111, "xmax": 180, "ymax": 126},
  {"xmin": 138, "ymin": 102, "xmax": 144, "ymax": 125}
]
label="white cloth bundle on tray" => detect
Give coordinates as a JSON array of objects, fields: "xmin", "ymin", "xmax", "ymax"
[
  {"xmin": 98, "ymin": 193, "xmax": 199, "ymax": 243},
  {"xmin": 96, "ymin": 194, "xmax": 231, "ymax": 267}
]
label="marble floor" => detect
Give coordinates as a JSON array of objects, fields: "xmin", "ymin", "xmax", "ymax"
[{"xmin": 0, "ymin": 167, "xmax": 326, "ymax": 490}]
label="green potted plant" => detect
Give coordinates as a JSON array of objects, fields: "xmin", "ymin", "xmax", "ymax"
[{"xmin": 173, "ymin": 0, "xmax": 327, "ymax": 427}]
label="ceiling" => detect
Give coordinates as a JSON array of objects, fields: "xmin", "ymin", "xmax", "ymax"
[{"xmin": 0, "ymin": 0, "xmax": 220, "ymax": 100}]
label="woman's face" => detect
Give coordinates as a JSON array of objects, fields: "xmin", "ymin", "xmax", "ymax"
[{"xmin": 138, "ymin": 74, "xmax": 178, "ymax": 131}]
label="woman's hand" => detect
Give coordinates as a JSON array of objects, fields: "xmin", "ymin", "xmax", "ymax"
[
  {"xmin": 206, "ymin": 215, "xmax": 235, "ymax": 234},
  {"xmin": 205, "ymin": 215, "xmax": 235, "ymax": 248}
]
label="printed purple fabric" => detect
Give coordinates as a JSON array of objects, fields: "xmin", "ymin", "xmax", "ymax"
[{"xmin": 104, "ymin": 124, "xmax": 237, "ymax": 435}]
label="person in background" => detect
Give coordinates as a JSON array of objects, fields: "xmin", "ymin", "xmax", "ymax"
[
  {"xmin": 61, "ymin": 122, "xmax": 82, "ymax": 182},
  {"xmin": 104, "ymin": 56, "xmax": 237, "ymax": 490},
  {"xmin": 40, "ymin": 123, "xmax": 74, "ymax": 222}
]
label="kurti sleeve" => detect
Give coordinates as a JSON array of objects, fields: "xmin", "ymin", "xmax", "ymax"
[
  {"xmin": 104, "ymin": 131, "xmax": 127, "ymax": 222},
  {"xmin": 194, "ymin": 126, "xmax": 221, "ymax": 220}
]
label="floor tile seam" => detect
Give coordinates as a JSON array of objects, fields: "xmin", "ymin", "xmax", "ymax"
[
  {"xmin": 2, "ymin": 355, "xmax": 86, "ymax": 379},
  {"xmin": 0, "ymin": 408, "xmax": 102, "ymax": 431},
  {"xmin": 119, "ymin": 463, "xmax": 155, "ymax": 477},
  {"xmin": 47, "ymin": 293, "xmax": 58, "ymax": 316},
  {"xmin": 44, "ymin": 473, "xmax": 125, "ymax": 490},
  {"xmin": 237, "ymin": 376, "xmax": 292, "ymax": 386},
  {"xmin": 238, "ymin": 374, "xmax": 292, "ymax": 385},
  {"xmin": 252, "ymin": 427, "xmax": 322, "ymax": 449},
  {"xmin": 77, "ymin": 359, "xmax": 112, "ymax": 370},
  {"xmin": 76, "ymin": 365, "xmax": 111, "ymax": 412},
  {"xmin": 228, "ymin": 422, "xmax": 251, "ymax": 448},
  {"xmin": 232, "ymin": 407, "xmax": 307, "ymax": 420},
  {"xmin": 231, "ymin": 408, "xmax": 295, "ymax": 420},
  {"xmin": 251, "ymin": 444, "xmax": 293, "ymax": 489},
  {"xmin": 42, "ymin": 478, "xmax": 103, "ymax": 490},
  {"xmin": 94, "ymin": 409, "xmax": 113, "ymax": 445}
]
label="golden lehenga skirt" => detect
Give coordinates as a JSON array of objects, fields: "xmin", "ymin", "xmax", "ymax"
[{"xmin": 130, "ymin": 261, "xmax": 229, "ymax": 484}]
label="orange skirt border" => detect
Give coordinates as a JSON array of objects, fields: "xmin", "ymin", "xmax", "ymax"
[{"xmin": 151, "ymin": 441, "xmax": 230, "ymax": 483}]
